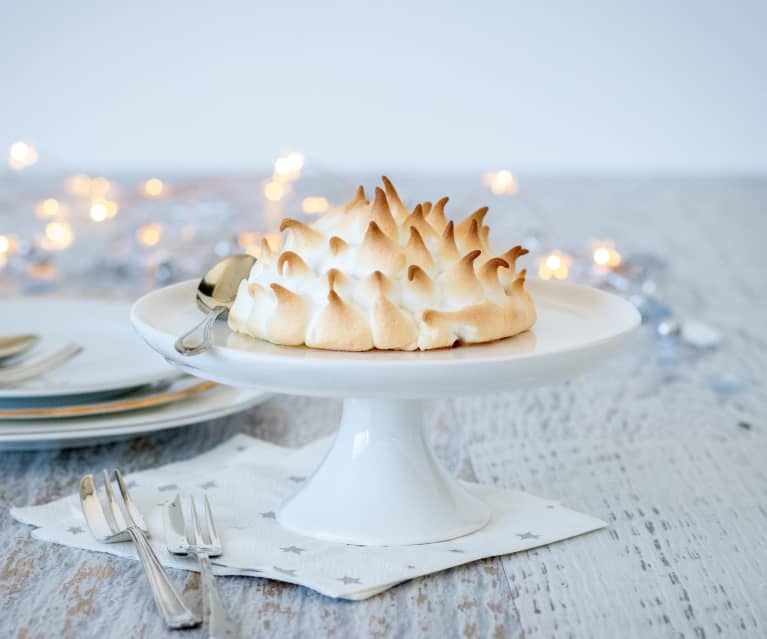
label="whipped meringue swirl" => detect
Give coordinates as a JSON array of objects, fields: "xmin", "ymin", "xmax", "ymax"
[{"xmin": 228, "ymin": 177, "xmax": 536, "ymax": 351}]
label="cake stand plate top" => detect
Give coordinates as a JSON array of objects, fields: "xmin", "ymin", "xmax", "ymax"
[{"xmin": 131, "ymin": 278, "xmax": 640, "ymax": 398}]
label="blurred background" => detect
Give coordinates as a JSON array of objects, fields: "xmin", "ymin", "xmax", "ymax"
[
  {"xmin": 1, "ymin": 0, "xmax": 765, "ymax": 299},
  {"xmin": 2, "ymin": 0, "xmax": 765, "ymax": 174}
]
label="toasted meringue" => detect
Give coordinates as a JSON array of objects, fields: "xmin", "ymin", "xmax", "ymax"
[{"xmin": 229, "ymin": 178, "xmax": 535, "ymax": 350}]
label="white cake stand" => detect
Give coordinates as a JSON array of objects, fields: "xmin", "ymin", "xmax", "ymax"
[{"xmin": 131, "ymin": 278, "xmax": 640, "ymax": 545}]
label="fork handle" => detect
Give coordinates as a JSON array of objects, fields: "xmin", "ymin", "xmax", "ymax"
[
  {"xmin": 197, "ymin": 553, "xmax": 239, "ymax": 639},
  {"xmin": 126, "ymin": 526, "xmax": 201, "ymax": 629}
]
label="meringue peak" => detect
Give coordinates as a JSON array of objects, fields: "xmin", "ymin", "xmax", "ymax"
[{"xmin": 229, "ymin": 177, "xmax": 535, "ymax": 351}]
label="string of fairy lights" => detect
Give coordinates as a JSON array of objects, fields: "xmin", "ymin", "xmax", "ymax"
[
  {"xmin": 1, "ymin": 140, "xmax": 746, "ymax": 399},
  {"xmin": 1, "ymin": 140, "xmax": 626, "ymax": 288}
]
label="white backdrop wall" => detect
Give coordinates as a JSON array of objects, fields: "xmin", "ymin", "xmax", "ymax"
[{"xmin": 1, "ymin": 0, "xmax": 765, "ymax": 174}]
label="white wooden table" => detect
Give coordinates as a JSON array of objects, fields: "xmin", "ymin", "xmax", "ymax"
[{"xmin": 1, "ymin": 176, "xmax": 765, "ymax": 638}]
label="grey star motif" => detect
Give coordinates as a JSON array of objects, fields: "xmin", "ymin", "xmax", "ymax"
[
  {"xmin": 546, "ymin": 504, "xmax": 555, "ymax": 509},
  {"xmin": 517, "ymin": 532, "xmax": 541, "ymax": 540},
  {"xmin": 157, "ymin": 483, "xmax": 179, "ymax": 492},
  {"xmin": 448, "ymin": 549, "xmax": 465, "ymax": 553},
  {"xmin": 280, "ymin": 545, "xmax": 305, "ymax": 555},
  {"xmin": 407, "ymin": 564, "xmax": 416, "ymax": 569},
  {"xmin": 273, "ymin": 566, "xmax": 296, "ymax": 576},
  {"xmin": 337, "ymin": 576, "xmax": 361, "ymax": 585},
  {"xmin": 236, "ymin": 445, "xmax": 247, "ymax": 452},
  {"xmin": 260, "ymin": 511, "xmax": 276, "ymax": 519},
  {"xmin": 67, "ymin": 526, "xmax": 84, "ymax": 535},
  {"xmin": 199, "ymin": 480, "xmax": 217, "ymax": 489},
  {"xmin": 288, "ymin": 476, "xmax": 305, "ymax": 483}
]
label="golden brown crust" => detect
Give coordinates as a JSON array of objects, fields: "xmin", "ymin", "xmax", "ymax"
[
  {"xmin": 370, "ymin": 294, "xmax": 418, "ymax": 350},
  {"xmin": 405, "ymin": 226, "xmax": 435, "ymax": 272},
  {"xmin": 427, "ymin": 196, "xmax": 449, "ymax": 232},
  {"xmin": 230, "ymin": 178, "xmax": 535, "ymax": 351},
  {"xmin": 279, "ymin": 218, "xmax": 323, "ymax": 251},
  {"xmin": 306, "ymin": 290, "xmax": 374, "ymax": 351},
  {"xmin": 356, "ymin": 221, "xmax": 406, "ymax": 275},
  {"xmin": 381, "ymin": 175, "xmax": 409, "ymax": 221},
  {"xmin": 402, "ymin": 204, "xmax": 438, "ymax": 243},
  {"xmin": 478, "ymin": 257, "xmax": 510, "ymax": 288},
  {"xmin": 455, "ymin": 207, "xmax": 488, "ymax": 240},
  {"xmin": 277, "ymin": 251, "xmax": 310, "ymax": 277},
  {"xmin": 371, "ymin": 186, "xmax": 399, "ymax": 239},
  {"xmin": 343, "ymin": 185, "xmax": 367, "ymax": 212},
  {"xmin": 437, "ymin": 220, "xmax": 460, "ymax": 263},
  {"xmin": 329, "ymin": 236, "xmax": 349, "ymax": 256}
]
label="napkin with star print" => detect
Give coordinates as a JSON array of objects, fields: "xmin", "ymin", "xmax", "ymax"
[{"xmin": 11, "ymin": 434, "xmax": 605, "ymax": 600}]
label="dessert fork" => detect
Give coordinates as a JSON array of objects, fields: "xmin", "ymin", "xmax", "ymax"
[
  {"xmin": 164, "ymin": 494, "xmax": 239, "ymax": 639},
  {"xmin": 79, "ymin": 470, "xmax": 201, "ymax": 629},
  {"xmin": 0, "ymin": 342, "xmax": 81, "ymax": 385}
]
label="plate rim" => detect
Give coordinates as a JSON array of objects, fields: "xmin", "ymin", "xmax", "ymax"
[
  {"xmin": 0, "ymin": 386, "xmax": 268, "ymax": 442},
  {"xmin": 0, "ymin": 296, "xmax": 176, "ymax": 399},
  {"xmin": 131, "ymin": 278, "xmax": 641, "ymax": 368}
]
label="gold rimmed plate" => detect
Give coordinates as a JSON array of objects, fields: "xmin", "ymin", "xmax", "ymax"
[{"xmin": 0, "ymin": 376, "xmax": 217, "ymax": 420}]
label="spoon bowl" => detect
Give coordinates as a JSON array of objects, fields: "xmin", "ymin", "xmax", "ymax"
[
  {"xmin": 0, "ymin": 334, "xmax": 39, "ymax": 363},
  {"xmin": 174, "ymin": 254, "xmax": 256, "ymax": 356}
]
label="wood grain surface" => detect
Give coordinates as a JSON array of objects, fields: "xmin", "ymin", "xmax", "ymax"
[{"xmin": 1, "ymin": 176, "xmax": 765, "ymax": 638}]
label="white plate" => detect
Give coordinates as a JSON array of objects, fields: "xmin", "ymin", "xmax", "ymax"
[
  {"xmin": 0, "ymin": 384, "xmax": 268, "ymax": 450},
  {"xmin": 131, "ymin": 278, "xmax": 641, "ymax": 398},
  {"xmin": 0, "ymin": 297, "xmax": 177, "ymax": 399}
]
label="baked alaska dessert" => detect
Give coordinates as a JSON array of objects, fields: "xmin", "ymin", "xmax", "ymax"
[{"xmin": 228, "ymin": 177, "xmax": 536, "ymax": 351}]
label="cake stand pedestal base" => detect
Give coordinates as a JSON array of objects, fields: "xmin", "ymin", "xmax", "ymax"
[{"xmin": 277, "ymin": 398, "xmax": 491, "ymax": 546}]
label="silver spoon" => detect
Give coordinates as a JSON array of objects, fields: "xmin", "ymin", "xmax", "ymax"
[
  {"xmin": 174, "ymin": 254, "xmax": 256, "ymax": 356},
  {"xmin": 0, "ymin": 334, "xmax": 39, "ymax": 363}
]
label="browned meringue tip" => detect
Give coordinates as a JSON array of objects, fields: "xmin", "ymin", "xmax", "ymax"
[
  {"xmin": 247, "ymin": 282, "xmax": 265, "ymax": 298},
  {"xmin": 363, "ymin": 219, "xmax": 387, "ymax": 241},
  {"xmin": 456, "ymin": 206, "xmax": 489, "ymax": 237},
  {"xmin": 511, "ymin": 268, "xmax": 527, "ymax": 289},
  {"xmin": 480, "ymin": 257, "xmax": 510, "ymax": 274},
  {"xmin": 363, "ymin": 270, "xmax": 392, "ymax": 296},
  {"xmin": 343, "ymin": 185, "xmax": 367, "ymax": 212},
  {"xmin": 329, "ymin": 235, "xmax": 349, "ymax": 256},
  {"xmin": 461, "ymin": 219, "xmax": 484, "ymax": 252},
  {"xmin": 326, "ymin": 268, "xmax": 346, "ymax": 292},
  {"xmin": 438, "ymin": 220, "xmax": 460, "ymax": 262},
  {"xmin": 407, "ymin": 264, "xmax": 422, "ymax": 281},
  {"xmin": 270, "ymin": 282, "xmax": 300, "ymax": 302},
  {"xmin": 478, "ymin": 257, "xmax": 510, "ymax": 287},
  {"xmin": 280, "ymin": 218, "xmax": 323, "ymax": 243},
  {"xmin": 462, "ymin": 249, "xmax": 483, "ymax": 266},
  {"xmin": 277, "ymin": 251, "xmax": 310, "ymax": 276},
  {"xmin": 500, "ymin": 245, "xmax": 530, "ymax": 271},
  {"xmin": 406, "ymin": 225, "xmax": 435, "ymax": 270},
  {"xmin": 421, "ymin": 201, "xmax": 432, "ymax": 216},
  {"xmin": 260, "ymin": 238, "xmax": 275, "ymax": 260},
  {"xmin": 428, "ymin": 196, "xmax": 449, "ymax": 230},
  {"xmin": 403, "ymin": 205, "xmax": 438, "ymax": 242},
  {"xmin": 371, "ymin": 186, "xmax": 399, "ymax": 239},
  {"xmin": 381, "ymin": 176, "xmax": 408, "ymax": 220}
]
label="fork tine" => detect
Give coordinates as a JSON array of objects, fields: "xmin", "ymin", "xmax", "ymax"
[
  {"xmin": 114, "ymin": 469, "xmax": 149, "ymax": 535},
  {"xmin": 102, "ymin": 469, "xmax": 126, "ymax": 532},
  {"xmin": 80, "ymin": 474, "xmax": 118, "ymax": 538},
  {"xmin": 202, "ymin": 494, "xmax": 220, "ymax": 546},
  {"xmin": 189, "ymin": 497, "xmax": 210, "ymax": 546}
]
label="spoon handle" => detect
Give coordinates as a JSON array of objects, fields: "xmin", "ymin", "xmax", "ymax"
[{"xmin": 174, "ymin": 307, "xmax": 225, "ymax": 356}]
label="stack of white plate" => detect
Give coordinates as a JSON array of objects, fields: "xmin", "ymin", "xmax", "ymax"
[{"xmin": 0, "ymin": 298, "xmax": 267, "ymax": 450}]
